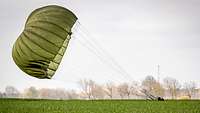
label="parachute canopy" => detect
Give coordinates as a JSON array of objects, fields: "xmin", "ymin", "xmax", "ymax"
[{"xmin": 12, "ymin": 5, "xmax": 78, "ymax": 79}]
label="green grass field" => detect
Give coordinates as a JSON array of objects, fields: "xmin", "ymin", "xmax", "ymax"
[{"xmin": 0, "ymin": 99, "xmax": 200, "ymax": 113}]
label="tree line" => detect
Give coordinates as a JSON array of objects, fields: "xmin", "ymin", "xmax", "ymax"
[{"xmin": 0, "ymin": 76, "xmax": 199, "ymax": 100}]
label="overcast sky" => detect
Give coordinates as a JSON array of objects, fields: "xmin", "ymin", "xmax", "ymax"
[{"xmin": 1, "ymin": 0, "xmax": 200, "ymax": 91}]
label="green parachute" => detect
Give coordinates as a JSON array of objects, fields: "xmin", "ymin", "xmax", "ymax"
[{"xmin": 12, "ymin": 5, "xmax": 78, "ymax": 79}]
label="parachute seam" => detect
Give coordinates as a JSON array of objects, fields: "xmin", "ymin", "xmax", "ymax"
[
  {"xmin": 27, "ymin": 16, "xmax": 73, "ymax": 30},
  {"xmin": 47, "ymin": 67, "xmax": 57, "ymax": 72},
  {"xmin": 14, "ymin": 40, "xmax": 32, "ymax": 67},
  {"xmin": 26, "ymin": 20, "xmax": 71, "ymax": 39},
  {"xmin": 25, "ymin": 66, "xmax": 56, "ymax": 72},
  {"xmin": 26, "ymin": 6, "xmax": 77, "ymax": 24},
  {"xmin": 23, "ymin": 31, "xmax": 58, "ymax": 56},
  {"xmin": 17, "ymin": 35, "xmax": 48, "ymax": 62},
  {"xmin": 25, "ymin": 68, "xmax": 44, "ymax": 74},
  {"xmin": 27, "ymin": 26, "xmax": 67, "ymax": 41},
  {"xmin": 27, "ymin": 8, "xmax": 76, "ymax": 25},
  {"xmin": 17, "ymin": 39, "xmax": 28, "ymax": 57},
  {"xmin": 24, "ymin": 29, "xmax": 61, "ymax": 49},
  {"xmin": 33, "ymin": 10, "xmax": 76, "ymax": 22},
  {"xmin": 13, "ymin": 44, "xmax": 25, "ymax": 68},
  {"xmin": 14, "ymin": 43, "xmax": 23, "ymax": 61},
  {"xmin": 20, "ymin": 34, "xmax": 53, "ymax": 61}
]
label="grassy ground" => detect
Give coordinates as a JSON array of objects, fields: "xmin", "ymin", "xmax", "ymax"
[{"xmin": 0, "ymin": 99, "xmax": 200, "ymax": 113}]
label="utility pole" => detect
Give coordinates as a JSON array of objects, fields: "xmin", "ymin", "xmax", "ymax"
[{"xmin": 157, "ymin": 65, "xmax": 160, "ymax": 82}]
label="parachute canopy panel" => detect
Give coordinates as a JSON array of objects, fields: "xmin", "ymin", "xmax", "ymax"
[{"xmin": 12, "ymin": 5, "xmax": 78, "ymax": 79}]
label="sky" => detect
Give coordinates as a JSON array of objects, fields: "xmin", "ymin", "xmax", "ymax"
[{"xmin": 0, "ymin": 0, "xmax": 200, "ymax": 91}]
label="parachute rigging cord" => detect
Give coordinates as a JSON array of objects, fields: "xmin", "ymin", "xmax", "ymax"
[{"xmin": 70, "ymin": 21, "xmax": 134, "ymax": 83}]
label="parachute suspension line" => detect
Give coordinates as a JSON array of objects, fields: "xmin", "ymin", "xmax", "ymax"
[
  {"xmin": 74, "ymin": 24, "xmax": 132, "ymax": 82},
  {"xmin": 77, "ymin": 22, "xmax": 134, "ymax": 82},
  {"xmin": 72, "ymin": 36, "xmax": 123, "ymax": 83},
  {"xmin": 72, "ymin": 21, "xmax": 134, "ymax": 83},
  {"xmin": 72, "ymin": 24, "xmax": 122, "ymax": 83},
  {"xmin": 71, "ymin": 24, "xmax": 123, "ymax": 83},
  {"xmin": 73, "ymin": 31, "xmax": 127, "ymax": 82}
]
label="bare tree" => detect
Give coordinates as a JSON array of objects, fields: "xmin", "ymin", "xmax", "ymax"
[
  {"xmin": 78, "ymin": 79, "xmax": 95, "ymax": 99},
  {"xmin": 38, "ymin": 88, "xmax": 51, "ymax": 99},
  {"xmin": 117, "ymin": 84, "xmax": 126, "ymax": 99},
  {"xmin": 91, "ymin": 83, "xmax": 105, "ymax": 99},
  {"xmin": 130, "ymin": 81, "xmax": 140, "ymax": 97},
  {"xmin": 54, "ymin": 88, "xmax": 67, "ymax": 99},
  {"xmin": 142, "ymin": 76, "xmax": 163, "ymax": 96},
  {"xmin": 104, "ymin": 82, "xmax": 116, "ymax": 99},
  {"xmin": 78, "ymin": 79, "xmax": 90, "ymax": 99},
  {"xmin": 5, "ymin": 86, "xmax": 20, "ymax": 98},
  {"xmin": 25, "ymin": 86, "xmax": 38, "ymax": 98},
  {"xmin": 183, "ymin": 81, "xmax": 197, "ymax": 99},
  {"xmin": 142, "ymin": 75, "xmax": 157, "ymax": 93},
  {"xmin": 117, "ymin": 83, "xmax": 133, "ymax": 99},
  {"xmin": 163, "ymin": 77, "xmax": 181, "ymax": 99},
  {"xmin": 153, "ymin": 82, "xmax": 165, "ymax": 97},
  {"xmin": 66, "ymin": 90, "xmax": 78, "ymax": 99},
  {"xmin": 38, "ymin": 88, "xmax": 68, "ymax": 99}
]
